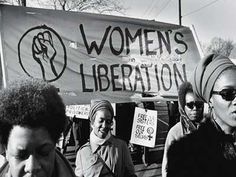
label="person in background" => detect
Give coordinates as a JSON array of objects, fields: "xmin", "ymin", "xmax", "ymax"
[
  {"xmin": 0, "ymin": 78, "xmax": 75, "ymax": 177},
  {"xmin": 0, "ymin": 138, "xmax": 6, "ymax": 167},
  {"xmin": 161, "ymin": 82, "xmax": 204, "ymax": 177},
  {"xmin": 167, "ymin": 54, "xmax": 236, "ymax": 177},
  {"xmin": 57, "ymin": 116, "xmax": 73, "ymax": 154},
  {"xmin": 72, "ymin": 115, "xmax": 90, "ymax": 152},
  {"xmin": 75, "ymin": 100, "xmax": 136, "ymax": 177}
]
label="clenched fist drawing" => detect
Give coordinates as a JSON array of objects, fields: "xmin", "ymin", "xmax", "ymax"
[
  {"xmin": 18, "ymin": 25, "xmax": 67, "ymax": 82},
  {"xmin": 32, "ymin": 31, "xmax": 58, "ymax": 80}
]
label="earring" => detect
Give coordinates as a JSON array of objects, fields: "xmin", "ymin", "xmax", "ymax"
[
  {"xmin": 208, "ymin": 102, "xmax": 213, "ymax": 109},
  {"xmin": 209, "ymin": 105, "xmax": 214, "ymax": 109},
  {"xmin": 207, "ymin": 104, "xmax": 214, "ymax": 117}
]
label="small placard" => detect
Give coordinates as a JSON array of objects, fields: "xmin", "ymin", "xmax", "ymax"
[{"xmin": 130, "ymin": 107, "xmax": 157, "ymax": 147}]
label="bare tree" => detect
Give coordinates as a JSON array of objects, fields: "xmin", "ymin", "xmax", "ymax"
[
  {"xmin": 0, "ymin": 0, "xmax": 9, "ymax": 4},
  {"xmin": 0, "ymin": 0, "xmax": 25, "ymax": 5},
  {"xmin": 35, "ymin": 0, "xmax": 125, "ymax": 14},
  {"xmin": 15, "ymin": 0, "xmax": 26, "ymax": 6},
  {"xmin": 206, "ymin": 37, "xmax": 234, "ymax": 57},
  {"xmin": 2, "ymin": 0, "xmax": 125, "ymax": 14}
]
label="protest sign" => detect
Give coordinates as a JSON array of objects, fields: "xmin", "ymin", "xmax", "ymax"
[
  {"xmin": 66, "ymin": 104, "xmax": 90, "ymax": 119},
  {"xmin": 0, "ymin": 5, "xmax": 201, "ymax": 104},
  {"xmin": 65, "ymin": 103, "xmax": 116, "ymax": 119},
  {"xmin": 130, "ymin": 107, "xmax": 158, "ymax": 147}
]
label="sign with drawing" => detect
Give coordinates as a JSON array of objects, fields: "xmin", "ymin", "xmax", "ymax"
[
  {"xmin": 0, "ymin": 5, "xmax": 201, "ymax": 104},
  {"xmin": 18, "ymin": 25, "xmax": 67, "ymax": 82},
  {"xmin": 130, "ymin": 107, "xmax": 157, "ymax": 147}
]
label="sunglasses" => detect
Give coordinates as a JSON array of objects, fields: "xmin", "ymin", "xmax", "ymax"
[
  {"xmin": 212, "ymin": 89, "xmax": 236, "ymax": 101},
  {"xmin": 186, "ymin": 101, "xmax": 204, "ymax": 109}
]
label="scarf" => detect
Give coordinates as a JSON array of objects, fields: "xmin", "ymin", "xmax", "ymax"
[
  {"xmin": 191, "ymin": 54, "xmax": 236, "ymax": 103},
  {"xmin": 210, "ymin": 117, "xmax": 236, "ymax": 160},
  {"xmin": 190, "ymin": 53, "xmax": 236, "ymax": 159},
  {"xmin": 89, "ymin": 100, "xmax": 114, "ymax": 122},
  {"xmin": 90, "ymin": 129, "xmax": 111, "ymax": 153},
  {"xmin": 179, "ymin": 101, "xmax": 199, "ymax": 135},
  {"xmin": 178, "ymin": 82, "xmax": 200, "ymax": 135}
]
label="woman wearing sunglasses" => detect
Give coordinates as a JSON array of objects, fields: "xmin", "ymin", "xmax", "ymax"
[
  {"xmin": 167, "ymin": 54, "xmax": 236, "ymax": 177},
  {"xmin": 162, "ymin": 82, "xmax": 204, "ymax": 177}
]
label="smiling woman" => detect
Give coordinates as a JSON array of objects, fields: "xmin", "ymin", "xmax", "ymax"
[
  {"xmin": 0, "ymin": 78, "xmax": 76, "ymax": 177},
  {"xmin": 75, "ymin": 99, "xmax": 137, "ymax": 177}
]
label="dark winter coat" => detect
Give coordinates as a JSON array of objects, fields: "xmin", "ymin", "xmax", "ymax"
[{"xmin": 167, "ymin": 118, "xmax": 236, "ymax": 177}]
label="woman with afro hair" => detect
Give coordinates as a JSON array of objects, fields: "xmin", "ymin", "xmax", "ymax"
[{"xmin": 0, "ymin": 78, "xmax": 75, "ymax": 177}]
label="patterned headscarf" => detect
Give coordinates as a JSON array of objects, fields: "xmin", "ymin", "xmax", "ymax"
[
  {"xmin": 178, "ymin": 82, "xmax": 200, "ymax": 134},
  {"xmin": 191, "ymin": 54, "xmax": 236, "ymax": 103},
  {"xmin": 88, "ymin": 100, "xmax": 114, "ymax": 123}
]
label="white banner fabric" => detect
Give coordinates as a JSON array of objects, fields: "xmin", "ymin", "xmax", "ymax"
[{"xmin": 0, "ymin": 5, "xmax": 201, "ymax": 104}]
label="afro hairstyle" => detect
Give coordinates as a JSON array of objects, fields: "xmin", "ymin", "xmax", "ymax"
[{"xmin": 0, "ymin": 78, "xmax": 66, "ymax": 146}]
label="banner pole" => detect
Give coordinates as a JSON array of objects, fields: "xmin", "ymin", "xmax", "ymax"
[{"xmin": 0, "ymin": 5, "xmax": 7, "ymax": 88}]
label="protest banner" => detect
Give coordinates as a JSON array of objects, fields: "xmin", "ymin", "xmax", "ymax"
[
  {"xmin": 130, "ymin": 107, "xmax": 158, "ymax": 147},
  {"xmin": 65, "ymin": 103, "xmax": 116, "ymax": 119},
  {"xmin": 0, "ymin": 5, "xmax": 201, "ymax": 104}
]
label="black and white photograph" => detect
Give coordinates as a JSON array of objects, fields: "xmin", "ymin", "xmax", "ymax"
[{"xmin": 0, "ymin": 0, "xmax": 236, "ymax": 176}]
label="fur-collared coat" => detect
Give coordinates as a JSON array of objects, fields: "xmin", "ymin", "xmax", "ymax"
[{"xmin": 167, "ymin": 119, "xmax": 236, "ymax": 177}]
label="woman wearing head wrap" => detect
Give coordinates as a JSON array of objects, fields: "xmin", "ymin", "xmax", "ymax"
[
  {"xmin": 161, "ymin": 82, "xmax": 204, "ymax": 177},
  {"xmin": 167, "ymin": 54, "xmax": 236, "ymax": 177},
  {"xmin": 75, "ymin": 100, "xmax": 137, "ymax": 177}
]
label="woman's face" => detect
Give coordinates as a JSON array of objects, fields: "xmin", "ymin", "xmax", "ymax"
[
  {"xmin": 91, "ymin": 109, "xmax": 113, "ymax": 139},
  {"xmin": 184, "ymin": 92, "xmax": 204, "ymax": 122},
  {"xmin": 210, "ymin": 68, "xmax": 236, "ymax": 133},
  {"xmin": 5, "ymin": 126, "xmax": 56, "ymax": 177}
]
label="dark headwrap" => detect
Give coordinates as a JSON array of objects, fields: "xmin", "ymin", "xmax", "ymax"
[
  {"xmin": 191, "ymin": 54, "xmax": 236, "ymax": 103},
  {"xmin": 88, "ymin": 100, "xmax": 114, "ymax": 122},
  {"xmin": 191, "ymin": 54, "xmax": 236, "ymax": 160}
]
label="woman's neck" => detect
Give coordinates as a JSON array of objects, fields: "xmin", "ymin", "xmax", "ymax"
[{"xmin": 214, "ymin": 116, "xmax": 235, "ymax": 134}]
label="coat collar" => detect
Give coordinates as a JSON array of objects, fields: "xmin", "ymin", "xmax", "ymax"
[{"xmin": 90, "ymin": 135, "xmax": 114, "ymax": 153}]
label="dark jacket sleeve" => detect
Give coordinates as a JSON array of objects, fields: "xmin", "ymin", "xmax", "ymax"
[
  {"xmin": 167, "ymin": 134, "xmax": 203, "ymax": 177},
  {"xmin": 166, "ymin": 121, "xmax": 235, "ymax": 177}
]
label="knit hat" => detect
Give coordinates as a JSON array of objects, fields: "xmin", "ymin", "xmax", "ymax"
[
  {"xmin": 191, "ymin": 54, "xmax": 236, "ymax": 103},
  {"xmin": 88, "ymin": 100, "xmax": 114, "ymax": 122}
]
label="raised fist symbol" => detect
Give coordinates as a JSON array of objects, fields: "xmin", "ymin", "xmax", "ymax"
[
  {"xmin": 32, "ymin": 31, "xmax": 58, "ymax": 80},
  {"xmin": 18, "ymin": 25, "xmax": 67, "ymax": 82}
]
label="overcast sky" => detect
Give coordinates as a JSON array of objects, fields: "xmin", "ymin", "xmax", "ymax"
[
  {"xmin": 25, "ymin": 0, "xmax": 236, "ymax": 45},
  {"xmin": 119, "ymin": 0, "xmax": 236, "ymax": 45}
]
